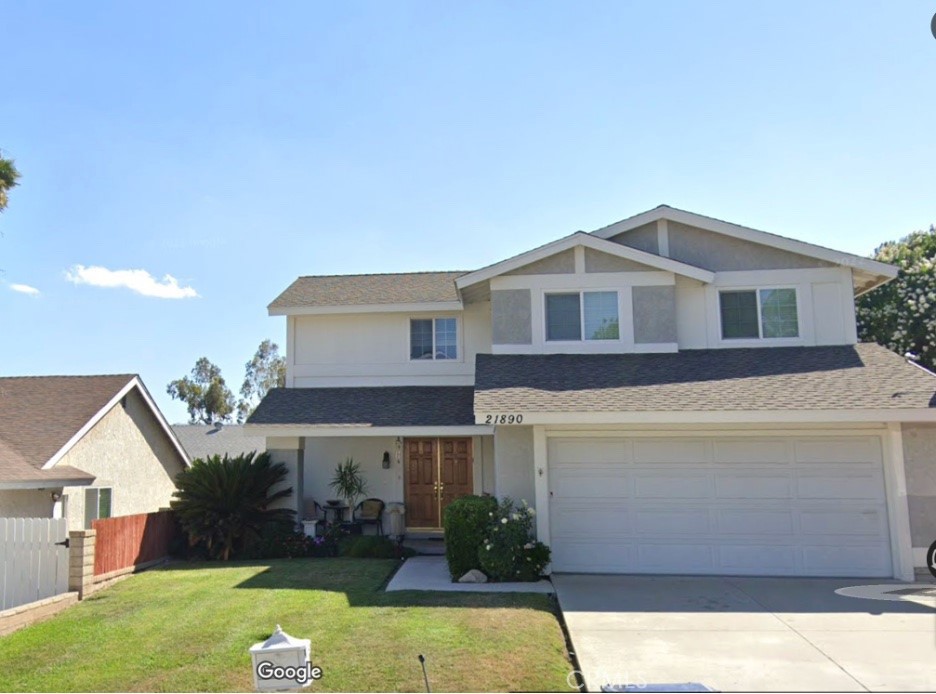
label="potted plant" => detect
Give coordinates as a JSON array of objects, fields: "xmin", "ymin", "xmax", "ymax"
[{"xmin": 329, "ymin": 457, "xmax": 367, "ymax": 533}]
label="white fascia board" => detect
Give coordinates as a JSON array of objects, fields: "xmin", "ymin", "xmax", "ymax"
[
  {"xmin": 591, "ymin": 206, "xmax": 898, "ymax": 280},
  {"xmin": 0, "ymin": 479, "xmax": 94, "ymax": 490},
  {"xmin": 269, "ymin": 301, "xmax": 464, "ymax": 316},
  {"xmin": 42, "ymin": 376, "xmax": 191, "ymax": 470},
  {"xmin": 473, "ymin": 409, "xmax": 936, "ymax": 425},
  {"xmin": 244, "ymin": 424, "xmax": 495, "ymax": 437},
  {"xmin": 455, "ymin": 232, "xmax": 714, "ymax": 289}
]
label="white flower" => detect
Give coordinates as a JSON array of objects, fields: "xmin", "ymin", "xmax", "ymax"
[
  {"xmin": 523, "ymin": 542, "xmax": 534, "ymax": 550},
  {"xmin": 501, "ymin": 517, "xmax": 508, "ymax": 524},
  {"xmin": 489, "ymin": 512, "xmax": 493, "ymax": 517},
  {"xmin": 485, "ymin": 544, "xmax": 492, "ymax": 551},
  {"xmin": 527, "ymin": 508, "xmax": 536, "ymax": 516}
]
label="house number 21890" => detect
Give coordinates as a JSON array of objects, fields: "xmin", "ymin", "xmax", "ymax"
[{"xmin": 484, "ymin": 414, "xmax": 523, "ymax": 424}]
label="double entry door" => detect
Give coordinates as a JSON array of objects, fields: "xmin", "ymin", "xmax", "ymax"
[{"xmin": 404, "ymin": 438, "xmax": 473, "ymax": 529}]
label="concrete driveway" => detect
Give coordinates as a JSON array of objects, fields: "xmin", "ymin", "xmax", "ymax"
[{"xmin": 553, "ymin": 574, "xmax": 936, "ymax": 692}]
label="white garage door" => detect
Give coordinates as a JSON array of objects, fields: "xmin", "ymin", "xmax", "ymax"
[{"xmin": 548, "ymin": 434, "xmax": 893, "ymax": 577}]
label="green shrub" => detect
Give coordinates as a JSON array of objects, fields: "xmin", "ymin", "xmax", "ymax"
[
  {"xmin": 338, "ymin": 534, "xmax": 411, "ymax": 559},
  {"xmin": 240, "ymin": 523, "xmax": 314, "ymax": 560},
  {"xmin": 443, "ymin": 494, "xmax": 498, "ymax": 579},
  {"xmin": 170, "ymin": 451, "xmax": 295, "ymax": 560},
  {"xmin": 478, "ymin": 498, "xmax": 550, "ymax": 582}
]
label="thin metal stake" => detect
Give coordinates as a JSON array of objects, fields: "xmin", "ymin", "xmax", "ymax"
[{"xmin": 418, "ymin": 654, "xmax": 431, "ymax": 693}]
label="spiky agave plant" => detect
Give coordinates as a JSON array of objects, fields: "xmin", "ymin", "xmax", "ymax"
[{"xmin": 171, "ymin": 451, "xmax": 294, "ymax": 560}]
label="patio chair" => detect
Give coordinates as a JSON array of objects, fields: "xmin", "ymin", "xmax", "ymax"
[
  {"xmin": 353, "ymin": 498, "xmax": 385, "ymax": 535},
  {"xmin": 302, "ymin": 499, "xmax": 326, "ymax": 535}
]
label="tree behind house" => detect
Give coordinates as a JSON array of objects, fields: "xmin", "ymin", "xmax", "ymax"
[
  {"xmin": 238, "ymin": 339, "xmax": 286, "ymax": 421},
  {"xmin": 167, "ymin": 357, "xmax": 236, "ymax": 424},
  {"xmin": 857, "ymin": 225, "xmax": 936, "ymax": 373}
]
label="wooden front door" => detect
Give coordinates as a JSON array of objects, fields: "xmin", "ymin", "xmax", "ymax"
[{"xmin": 404, "ymin": 438, "xmax": 473, "ymax": 528}]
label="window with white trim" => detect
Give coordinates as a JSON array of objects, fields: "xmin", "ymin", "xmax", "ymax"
[
  {"xmin": 719, "ymin": 288, "xmax": 799, "ymax": 340},
  {"xmin": 409, "ymin": 318, "xmax": 457, "ymax": 360},
  {"xmin": 545, "ymin": 291, "xmax": 620, "ymax": 341},
  {"xmin": 84, "ymin": 487, "xmax": 113, "ymax": 528}
]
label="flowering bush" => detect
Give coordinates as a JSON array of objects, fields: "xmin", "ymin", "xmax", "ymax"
[
  {"xmin": 857, "ymin": 226, "xmax": 936, "ymax": 373},
  {"xmin": 478, "ymin": 498, "xmax": 550, "ymax": 582}
]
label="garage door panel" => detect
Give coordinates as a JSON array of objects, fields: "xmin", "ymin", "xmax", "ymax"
[
  {"xmin": 713, "ymin": 439, "xmax": 789, "ymax": 464},
  {"xmin": 638, "ymin": 543, "xmax": 715, "ymax": 572},
  {"xmin": 634, "ymin": 472, "xmax": 712, "ymax": 498},
  {"xmin": 634, "ymin": 439, "xmax": 708, "ymax": 464},
  {"xmin": 635, "ymin": 509, "xmax": 711, "ymax": 534},
  {"xmin": 802, "ymin": 545, "xmax": 891, "ymax": 575},
  {"xmin": 794, "ymin": 438, "xmax": 880, "ymax": 464},
  {"xmin": 549, "ymin": 438, "xmax": 630, "ymax": 464},
  {"xmin": 550, "ymin": 467, "xmax": 631, "ymax": 498},
  {"xmin": 799, "ymin": 509, "xmax": 888, "ymax": 536},
  {"xmin": 716, "ymin": 509, "xmax": 795, "ymax": 535},
  {"xmin": 715, "ymin": 473, "xmax": 793, "ymax": 499},
  {"xmin": 551, "ymin": 505, "xmax": 631, "ymax": 536},
  {"xmin": 718, "ymin": 544, "xmax": 798, "ymax": 572},
  {"xmin": 547, "ymin": 434, "xmax": 892, "ymax": 578},
  {"xmin": 796, "ymin": 473, "xmax": 885, "ymax": 500}
]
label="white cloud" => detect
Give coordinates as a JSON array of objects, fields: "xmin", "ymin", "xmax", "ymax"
[
  {"xmin": 65, "ymin": 265, "xmax": 199, "ymax": 299},
  {"xmin": 9, "ymin": 283, "xmax": 40, "ymax": 296}
]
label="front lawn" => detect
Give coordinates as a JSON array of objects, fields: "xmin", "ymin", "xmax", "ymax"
[{"xmin": 0, "ymin": 558, "xmax": 573, "ymax": 692}]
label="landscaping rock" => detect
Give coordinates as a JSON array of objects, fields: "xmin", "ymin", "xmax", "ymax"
[{"xmin": 458, "ymin": 569, "xmax": 488, "ymax": 583}]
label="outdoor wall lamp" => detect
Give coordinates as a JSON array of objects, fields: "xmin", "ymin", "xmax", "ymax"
[{"xmin": 382, "ymin": 451, "xmax": 391, "ymax": 469}]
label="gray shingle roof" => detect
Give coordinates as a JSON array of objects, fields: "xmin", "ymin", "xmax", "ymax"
[
  {"xmin": 0, "ymin": 374, "xmax": 137, "ymax": 483},
  {"xmin": 247, "ymin": 386, "xmax": 477, "ymax": 427},
  {"xmin": 269, "ymin": 271, "xmax": 467, "ymax": 309},
  {"xmin": 474, "ymin": 343, "xmax": 936, "ymax": 413},
  {"xmin": 172, "ymin": 424, "xmax": 267, "ymax": 462}
]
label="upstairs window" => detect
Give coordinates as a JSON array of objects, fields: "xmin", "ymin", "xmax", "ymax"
[
  {"xmin": 719, "ymin": 288, "xmax": 799, "ymax": 340},
  {"xmin": 546, "ymin": 291, "xmax": 620, "ymax": 341},
  {"xmin": 410, "ymin": 318, "xmax": 457, "ymax": 360}
]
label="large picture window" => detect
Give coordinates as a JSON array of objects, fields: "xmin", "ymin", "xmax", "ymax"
[
  {"xmin": 719, "ymin": 288, "xmax": 799, "ymax": 340},
  {"xmin": 546, "ymin": 291, "xmax": 620, "ymax": 341},
  {"xmin": 410, "ymin": 318, "xmax": 457, "ymax": 360}
]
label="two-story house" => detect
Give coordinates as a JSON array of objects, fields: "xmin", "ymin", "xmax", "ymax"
[{"xmin": 247, "ymin": 205, "xmax": 936, "ymax": 580}]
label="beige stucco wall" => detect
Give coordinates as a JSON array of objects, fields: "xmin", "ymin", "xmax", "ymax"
[
  {"xmin": 505, "ymin": 249, "xmax": 576, "ymax": 275},
  {"xmin": 494, "ymin": 427, "xmax": 535, "ymax": 506},
  {"xmin": 0, "ymin": 489, "xmax": 56, "ymax": 518},
  {"xmin": 902, "ymin": 423, "xmax": 936, "ymax": 564},
  {"xmin": 666, "ymin": 221, "xmax": 834, "ymax": 271},
  {"xmin": 57, "ymin": 389, "xmax": 187, "ymax": 530}
]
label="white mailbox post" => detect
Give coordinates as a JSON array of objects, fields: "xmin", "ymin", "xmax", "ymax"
[{"xmin": 249, "ymin": 625, "xmax": 314, "ymax": 691}]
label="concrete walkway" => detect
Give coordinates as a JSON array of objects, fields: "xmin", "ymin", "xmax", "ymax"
[
  {"xmin": 386, "ymin": 556, "xmax": 553, "ymax": 593},
  {"xmin": 553, "ymin": 574, "xmax": 936, "ymax": 692}
]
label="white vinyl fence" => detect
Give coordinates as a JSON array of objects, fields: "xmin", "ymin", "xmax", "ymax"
[{"xmin": 0, "ymin": 518, "xmax": 70, "ymax": 611}]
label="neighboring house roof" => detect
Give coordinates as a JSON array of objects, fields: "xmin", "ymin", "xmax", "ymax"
[
  {"xmin": 455, "ymin": 230, "xmax": 715, "ymax": 290},
  {"xmin": 172, "ymin": 424, "xmax": 266, "ymax": 462},
  {"xmin": 475, "ymin": 343, "xmax": 936, "ymax": 416},
  {"xmin": 590, "ymin": 204, "xmax": 898, "ymax": 294},
  {"xmin": 247, "ymin": 386, "xmax": 477, "ymax": 428},
  {"xmin": 0, "ymin": 374, "xmax": 190, "ymax": 487},
  {"xmin": 268, "ymin": 271, "xmax": 467, "ymax": 314}
]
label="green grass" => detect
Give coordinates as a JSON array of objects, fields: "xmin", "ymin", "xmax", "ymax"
[{"xmin": 0, "ymin": 559, "xmax": 573, "ymax": 692}]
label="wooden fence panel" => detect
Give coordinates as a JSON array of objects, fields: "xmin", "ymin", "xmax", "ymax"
[
  {"xmin": 92, "ymin": 511, "xmax": 176, "ymax": 576},
  {"xmin": 0, "ymin": 518, "xmax": 69, "ymax": 610}
]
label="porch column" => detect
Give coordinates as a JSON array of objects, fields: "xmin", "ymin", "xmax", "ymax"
[
  {"xmin": 266, "ymin": 436, "xmax": 305, "ymax": 523},
  {"xmin": 532, "ymin": 426, "xmax": 550, "ymax": 547}
]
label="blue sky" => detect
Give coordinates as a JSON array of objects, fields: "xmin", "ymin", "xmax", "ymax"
[{"xmin": 2, "ymin": 1, "xmax": 934, "ymax": 423}]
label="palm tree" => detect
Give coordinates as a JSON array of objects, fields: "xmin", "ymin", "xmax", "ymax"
[
  {"xmin": 171, "ymin": 451, "xmax": 294, "ymax": 560},
  {"xmin": 0, "ymin": 152, "xmax": 20, "ymax": 213}
]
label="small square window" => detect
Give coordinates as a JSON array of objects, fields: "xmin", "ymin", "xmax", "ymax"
[{"xmin": 410, "ymin": 318, "xmax": 457, "ymax": 360}]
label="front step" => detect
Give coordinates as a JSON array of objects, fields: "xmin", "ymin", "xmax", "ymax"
[{"xmin": 403, "ymin": 534, "xmax": 446, "ymax": 556}]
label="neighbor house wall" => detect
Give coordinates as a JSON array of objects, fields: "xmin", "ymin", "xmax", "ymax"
[
  {"xmin": 901, "ymin": 423, "xmax": 936, "ymax": 566},
  {"xmin": 494, "ymin": 427, "xmax": 535, "ymax": 506},
  {"xmin": 56, "ymin": 389, "xmax": 186, "ymax": 531},
  {"xmin": 290, "ymin": 301, "xmax": 492, "ymax": 387},
  {"xmin": 0, "ymin": 489, "xmax": 55, "ymax": 518}
]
